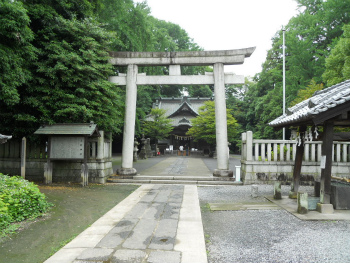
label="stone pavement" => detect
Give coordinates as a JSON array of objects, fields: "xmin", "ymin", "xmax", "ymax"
[{"xmin": 45, "ymin": 157, "xmax": 209, "ymax": 263}]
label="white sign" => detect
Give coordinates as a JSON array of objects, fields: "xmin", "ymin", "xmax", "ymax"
[{"xmin": 320, "ymin": 155, "xmax": 326, "ymax": 169}]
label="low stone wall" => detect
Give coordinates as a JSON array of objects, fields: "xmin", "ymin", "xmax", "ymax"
[
  {"xmin": 241, "ymin": 160, "xmax": 350, "ymax": 185},
  {"xmin": 241, "ymin": 131, "xmax": 350, "ymax": 185},
  {"xmin": 0, "ymin": 158, "xmax": 112, "ymax": 184}
]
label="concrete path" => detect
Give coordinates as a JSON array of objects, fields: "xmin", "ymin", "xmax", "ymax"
[{"xmin": 45, "ymin": 157, "xmax": 208, "ymax": 263}]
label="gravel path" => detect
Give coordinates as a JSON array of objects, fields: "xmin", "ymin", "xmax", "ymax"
[{"xmin": 198, "ymin": 185, "xmax": 350, "ymax": 263}]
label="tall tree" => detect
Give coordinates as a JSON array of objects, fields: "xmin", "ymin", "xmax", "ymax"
[
  {"xmin": 186, "ymin": 101, "xmax": 239, "ymax": 145},
  {"xmin": 240, "ymin": 0, "xmax": 350, "ymax": 139},
  {"xmin": 0, "ymin": 0, "xmax": 36, "ymax": 106},
  {"xmin": 323, "ymin": 24, "xmax": 350, "ymax": 86},
  {"xmin": 0, "ymin": 0, "xmax": 123, "ymax": 137},
  {"xmin": 142, "ymin": 108, "xmax": 174, "ymax": 146}
]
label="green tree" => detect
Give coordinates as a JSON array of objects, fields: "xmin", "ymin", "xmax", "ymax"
[
  {"xmin": 0, "ymin": 0, "xmax": 123, "ymax": 137},
  {"xmin": 239, "ymin": 0, "xmax": 350, "ymax": 139},
  {"xmin": 291, "ymin": 79, "xmax": 324, "ymax": 106},
  {"xmin": 323, "ymin": 24, "xmax": 350, "ymax": 86},
  {"xmin": 186, "ymin": 101, "xmax": 239, "ymax": 145},
  {"xmin": 0, "ymin": 0, "xmax": 36, "ymax": 106},
  {"xmin": 142, "ymin": 108, "xmax": 174, "ymax": 146}
]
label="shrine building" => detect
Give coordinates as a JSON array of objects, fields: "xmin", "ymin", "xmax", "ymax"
[{"xmin": 149, "ymin": 96, "xmax": 213, "ymax": 155}]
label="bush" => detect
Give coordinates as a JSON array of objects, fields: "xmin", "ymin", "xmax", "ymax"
[{"xmin": 0, "ymin": 173, "xmax": 51, "ymax": 234}]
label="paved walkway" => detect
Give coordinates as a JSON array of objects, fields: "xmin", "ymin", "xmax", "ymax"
[{"xmin": 45, "ymin": 157, "xmax": 209, "ymax": 263}]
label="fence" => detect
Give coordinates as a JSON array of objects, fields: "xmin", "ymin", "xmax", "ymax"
[
  {"xmin": 241, "ymin": 131, "xmax": 350, "ymax": 184},
  {"xmin": 0, "ymin": 131, "xmax": 113, "ymax": 183}
]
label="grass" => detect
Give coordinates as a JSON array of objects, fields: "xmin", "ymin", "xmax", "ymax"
[{"xmin": 0, "ymin": 183, "xmax": 138, "ymax": 263}]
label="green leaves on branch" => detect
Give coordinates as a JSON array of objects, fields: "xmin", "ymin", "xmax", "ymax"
[
  {"xmin": 323, "ymin": 24, "xmax": 350, "ymax": 86},
  {"xmin": 0, "ymin": 0, "xmax": 36, "ymax": 106},
  {"xmin": 142, "ymin": 108, "xmax": 174, "ymax": 141},
  {"xmin": 186, "ymin": 101, "xmax": 239, "ymax": 145}
]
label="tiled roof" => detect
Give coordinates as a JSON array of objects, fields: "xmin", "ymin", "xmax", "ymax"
[
  {"xmin": 269, "ymin": 80, "xmax": 350, "ymax": 127},
  {"xmin": 149, "ymin": 97, "xmax": 212, "ymax": 126},
  {"xmin": 154, "ymin": 97, "xmax": 212, "ymax": 117},
  {"xmin": 34, "ymin": 123, "xmax": 100, "ymax": 136}
]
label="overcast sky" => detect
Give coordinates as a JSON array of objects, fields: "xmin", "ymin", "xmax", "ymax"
[{"xmin": 134, "ymin": 0, "xmax": 300, "ymax": 77}]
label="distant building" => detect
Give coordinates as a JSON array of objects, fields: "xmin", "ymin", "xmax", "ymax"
[{"xmin": 149, "ymin": 96, "xmax": 213, "ymax": 155}]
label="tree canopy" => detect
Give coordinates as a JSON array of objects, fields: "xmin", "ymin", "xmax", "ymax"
[
  {"xmin": 0, "ymin": 0, "xmax": 206, "ymax": 139},
  {"xmin": 323, "ymin": 24, "xmax": 350, "ymax": 86},
  {"xmin": 186, "ymin": 101, "xmax": 239, "ymax": 145},
  {"xmin": 231, "ymin": 0, "xmax": 350, "ymax": 140},
  {"xmin": 142, "ymin": 108, "xmax": 174, "ymax": 142},
  {"xmin": 2, "ymin": 0, "xmax": 350, "ymax": 144}
]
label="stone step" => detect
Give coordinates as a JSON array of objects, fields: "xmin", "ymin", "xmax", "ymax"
[
  {"xmin": 107, "ymin": 178, "xmax": 243, "ymax": 185},
  {"xmin": 133, "ymin": 175, "xmax": 234, "ymax": 181}
]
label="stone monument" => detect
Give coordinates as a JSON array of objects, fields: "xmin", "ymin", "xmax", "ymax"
[
  {"xmin": 138, "ymin": 135, "xmax": 147, "ymax": 159},
  {"xmin": 133, "ymin": 138, "xmax": 139, "ymax": 162}
]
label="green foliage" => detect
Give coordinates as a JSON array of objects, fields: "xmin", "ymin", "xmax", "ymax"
[
  {"xmin": 291, "ymin": 79, "xmax": 324, "ymax": 106},
  {"xmin": 237, "ymin": 0, "xmax": 350, "ymax": 139},
  {"xmin": 323, "ymin": 24, "xmax": 350, "ymax": 86},
  {"xmin": 0, "ymin": 174, "xmax": 51, "ymax": 235},
  {"xmin": 0, "ymin": 0, "xmax": 36, "ymax": 106},
  {"xmin": 0, "ymin": 1, "xmax": 123, "ymax": 137},
  {"xmin": 186, "ymin": 101, "xmax": 239, "ymax": 145},
  {"xmin": 142, "ymin": 108, "xmax": 174, "ymax": 141}
]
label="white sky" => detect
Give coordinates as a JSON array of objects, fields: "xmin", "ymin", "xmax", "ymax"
[{"xmin": 134, "ymin": 0, "xmax": 300, "ymax": 77}]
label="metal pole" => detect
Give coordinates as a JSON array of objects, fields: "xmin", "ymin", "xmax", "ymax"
[{"xmin": 282, "ymin": 26, "xmax": 286, "ymax": 140}]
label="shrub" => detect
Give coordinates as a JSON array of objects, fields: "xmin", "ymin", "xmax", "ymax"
[{"xmin": 0, "ymin": 173, "xmax": 51, "ymax": 234}]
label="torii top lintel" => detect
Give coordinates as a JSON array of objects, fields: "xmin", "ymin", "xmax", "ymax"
[{"xmin": 109, "ymin": 47, "xmax": 256, "ymax": 66}]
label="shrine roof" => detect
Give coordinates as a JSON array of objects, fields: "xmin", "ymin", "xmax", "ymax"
[
  {"xmin": 34, "ymin": 123, "xmax": 100, "ymax": 137},
  {"xmin": 269, "ymin": 80, "xmax": 350, "ymax": 127},
  {"xmin": 147, "ymin": 97, "xmax": 212, "ymax": 126},
  {"xmin": 155, "ymin": 97, "xmax": 212, "ymax": 117}
]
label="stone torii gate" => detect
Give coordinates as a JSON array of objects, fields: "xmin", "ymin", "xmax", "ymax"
[{"xmin": 109, "ymin": 48, "xmax": 255, "ymax": 177}]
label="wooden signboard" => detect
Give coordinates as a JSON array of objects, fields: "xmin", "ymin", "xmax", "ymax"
[{"xmin": 50, "ymin": 136, "xmax": 85, "ymax": 160}]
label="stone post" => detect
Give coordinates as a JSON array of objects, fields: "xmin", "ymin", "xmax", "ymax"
[
  {"xmin": 251, "ymin": 185, "xmax": 258, "ymax": 198},
  {"xmin": 246, "ymin": 131, "xmax": 253, "ymax": 161},
  {"xmin": 97, "ymin": 130, "xmax": 104, "ymax": 159},
  {"xmin": 213, "ymin": 63, "xmax": 233, "ymax": 177},
  {"xmin": 274, "ymin": 182, "xmax": 282, "ymax": 200},
  {"xmin": 119, "ymin": 64, "xmax": 138, "ymax": 175},
  {"xmin": 297, "ymin": 192, "xmax": 308, "ymax": 214},
  {"xmin": 241, "ymin": 132, "xmax": 247, "ymax": 160}
]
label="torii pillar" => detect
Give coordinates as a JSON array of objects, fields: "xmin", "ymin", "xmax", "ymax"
[{"xmin": 109, "ymin": 48, "xmax": 255, "ymax": 176}]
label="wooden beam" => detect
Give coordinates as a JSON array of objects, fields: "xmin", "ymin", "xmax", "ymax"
[
  {"xmin": 313, "ymin": 101, "xmax": 350, "ymax": 125},
  {"xmin": 291, "ymin": 125, "xmax": 306, "ymax": 197}
]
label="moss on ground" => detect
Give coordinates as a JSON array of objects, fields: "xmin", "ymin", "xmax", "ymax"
[{"xmin": 0, "ymin": 183, "xmax": 138, "ymax": 263}]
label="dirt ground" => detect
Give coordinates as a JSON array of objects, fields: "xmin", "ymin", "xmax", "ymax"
[{"xmin": 0, "ymin": 183, "xmax": 138, "ymax": 263}]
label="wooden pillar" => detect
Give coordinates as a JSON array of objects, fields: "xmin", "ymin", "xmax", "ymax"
[
  {"xmin": 82, "ymin": 136, "xmax": 89, "ymax": 186},
  {"xmin": 21, "ymin": 137, "xmax": 26, "ymax": 179},
  {"xmin": 44, "ymin": 137, "xmax": 52, "ymax": 184},
  {"xmin": 320, "ymin": 121, "xmax": 334, "ymax": 204},
  {"xmin": 289, "ymin": 125, "xmax": 306, "ymax": 199}
]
